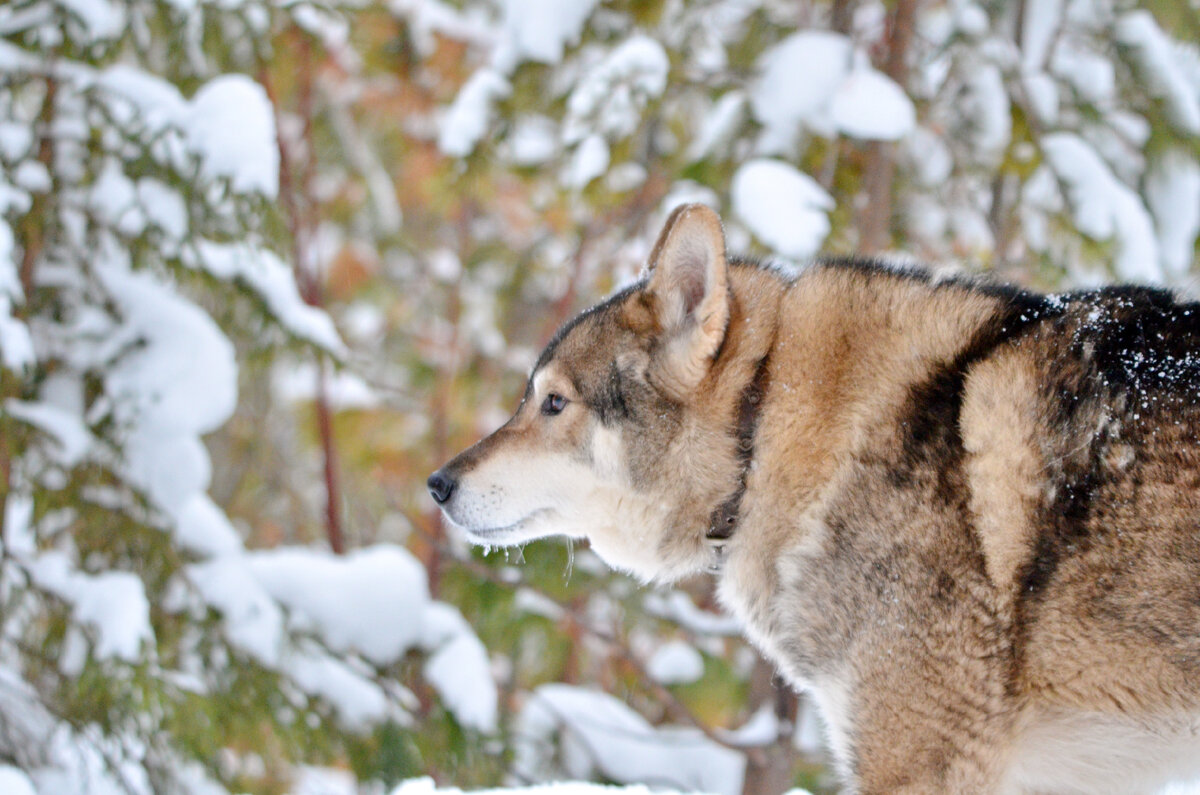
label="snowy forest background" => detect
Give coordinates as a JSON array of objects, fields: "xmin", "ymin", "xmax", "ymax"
[{"xmin": 2, "ymin": 0, "xmax": 1200, "ymax": 793}]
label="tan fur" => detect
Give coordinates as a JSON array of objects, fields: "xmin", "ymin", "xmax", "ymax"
[
  {"xmin": 961, "ymin": 352, "xmax": 1046, "ymax": 590},
  {"xmin": 431, "ymin": 206, "xmax": 1200, "ymax": 793}
]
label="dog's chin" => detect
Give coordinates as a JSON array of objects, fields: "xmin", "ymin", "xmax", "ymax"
[{"xmin": 448, "ymin": 508, "xmax": 558, "ymax": 547}]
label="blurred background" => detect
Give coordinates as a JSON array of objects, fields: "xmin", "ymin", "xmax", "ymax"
[{"xmin": 1, "ymin": 0, "xmax": 1199, "ymax": 793}]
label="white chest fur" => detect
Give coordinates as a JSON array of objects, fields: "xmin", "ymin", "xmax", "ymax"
[{"xmin": 1003, "ymin": 708, "xmax": 1200, "ymax": 795}]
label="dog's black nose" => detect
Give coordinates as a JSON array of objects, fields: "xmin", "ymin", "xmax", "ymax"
[{"xmin": 427, "ymin": 469, "xmax": 456, "ymax": 505}]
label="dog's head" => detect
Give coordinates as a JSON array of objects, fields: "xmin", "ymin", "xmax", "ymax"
[{"xmin": 428, "ymin": 205, "xmax": 747, "ymax": 582}]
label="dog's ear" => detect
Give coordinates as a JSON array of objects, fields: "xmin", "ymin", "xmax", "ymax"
[{"xmin": 644, "ymin": 203, "xmax": 730, "ymax": 399}]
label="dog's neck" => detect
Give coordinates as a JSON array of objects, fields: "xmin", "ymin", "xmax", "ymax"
[
  {"xmin": 705, "ymin": 352, "xmax": 771, "ymax": 561},
  {"xmin": 698, "ymin": 263, "xmax": 788, "ymax": 569}
]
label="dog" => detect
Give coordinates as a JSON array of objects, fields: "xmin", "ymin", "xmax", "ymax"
[{"xmin": 428, "ymin": 204, "xmax": 1200, "ymax": 794}]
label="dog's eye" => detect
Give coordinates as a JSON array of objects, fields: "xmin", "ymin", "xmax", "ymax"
[{"xmin": 541, "ymin": 393, "xmax": 568, "ymax": 416}]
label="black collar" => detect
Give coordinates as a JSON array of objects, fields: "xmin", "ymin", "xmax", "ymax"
[{"xmin": 706, "ymin": 355, "xmax": 771, "ymax": 560}]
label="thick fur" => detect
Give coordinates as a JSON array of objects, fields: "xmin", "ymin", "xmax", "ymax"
[{"xmin": 431, "ymin": 206, "xmax": 1200, "ymax": 794}]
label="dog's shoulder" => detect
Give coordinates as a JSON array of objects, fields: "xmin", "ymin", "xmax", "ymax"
[{"xmin": 957, "ymin": 277, "xmax": 1200, "ymax": 595}]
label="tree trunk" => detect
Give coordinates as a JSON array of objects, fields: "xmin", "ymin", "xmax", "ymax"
[
  {"xmin": 741, "ymin": 657, "xmax": 801, "ymax": 795},
  {"xmin": 858, "ymin": 0, "xmax": 918, "ymax": 253},
  {"xmin": 315, "ymin": 357, "xmax": 345, "ymax": 554}
]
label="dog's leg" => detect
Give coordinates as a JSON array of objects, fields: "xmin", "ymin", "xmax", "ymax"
[
  {"xmin": 849, "ymin": 710, "xmax": 1018, "ymax": 795},
  {"xmin": 836, "ymin": 643, "xmax": 1020, "ymax": 795}
]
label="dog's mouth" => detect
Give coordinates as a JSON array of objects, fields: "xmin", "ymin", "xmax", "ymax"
[{"xmin": 451, "ymin": 508, "xmax": 554, "ymax": 545}]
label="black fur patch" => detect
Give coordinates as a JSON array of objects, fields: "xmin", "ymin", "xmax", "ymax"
[
  {"xmin": 1019, "ymin": 467, "xmax": 1102, "ymax": 598},
  {"xmin": 589, "ymin": 360, "xmax": 630, "ymax": 424},
  {"xmin": 896, "ymin": 367, "xmax": 970, "ymax": 508},
  {"xmin": 893, "ymin": 290, "xmax": 1060, "ymax": 507},
  {"xmin": 1060, "ymin": 286, "xmax": 1200, "ymax": 394},
  {"xmin": 1015, "ymin": 286, "xmax": 1200, "ymax": 600}
]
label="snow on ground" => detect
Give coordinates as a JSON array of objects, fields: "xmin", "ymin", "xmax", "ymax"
[
  {"xmin": 292, "ymin": 767, "xmax": 1200, "ymax": 795},
  {"xmin": 646, "ymin": 639, "xmax": 705, "ymax": 685},
  {"xmin": 393, "ymin": 782, "xmax": 684, "ymax": 795},
  {"xmin": 514, "ymin": 684, "xmax": 745, "ymax": 795},
  {"xmin": 388, "ymin": 780, "xmax": 818, "ymax": 795}
]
